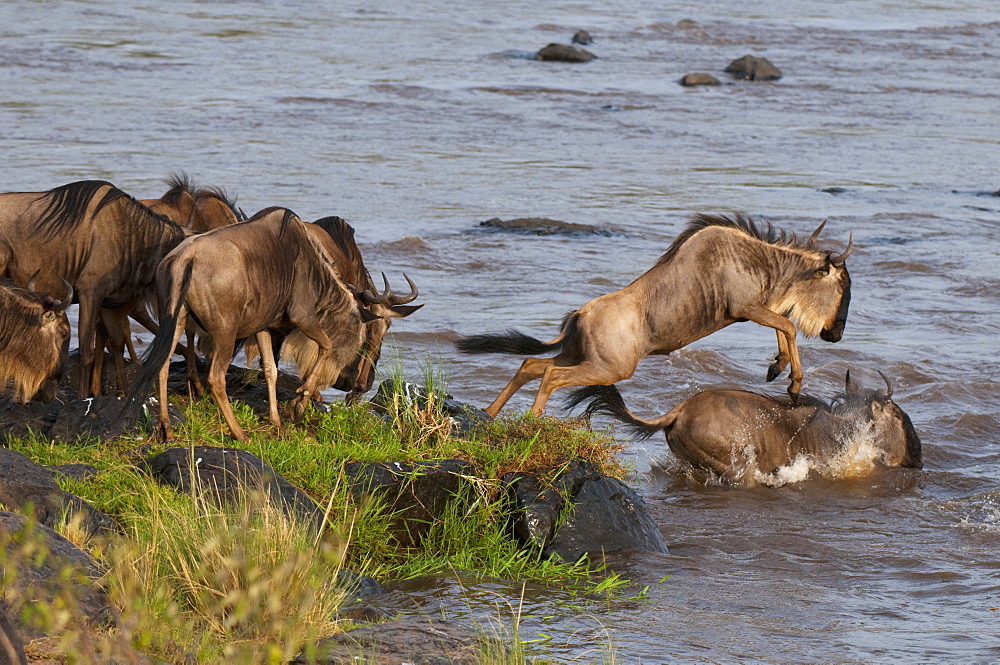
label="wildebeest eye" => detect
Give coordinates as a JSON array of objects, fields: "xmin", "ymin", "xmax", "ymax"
[{"xmin": 814, "ymin": 266, "xmax": 830, "ymax": 277}]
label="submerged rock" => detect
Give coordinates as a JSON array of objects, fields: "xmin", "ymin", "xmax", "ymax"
[
  {"xmin": 474, "ymin": 217, "xmax": 620, "ymax": 237},
  {"xmin": 725, "ymin": 54, "xmax": 782, "ymax": 81},
  {"xmin": 572, "ymin": 29, "xmax": 594, "ymax": 45},
  {"xmin": 294, "ymin": 614, "xmax": 483, "ymax": 665},
  {"xmin": 537, "ymin": 43, "xmax": 597, "ymax": 63},
  {"xmin": 680, "ymin": 72, "xmax": 721, "ymax": 87}
]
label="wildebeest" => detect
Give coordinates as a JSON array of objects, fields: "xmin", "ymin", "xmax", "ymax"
[
  {"xmin": 0, "ymin": 276, "xmax": 72, "ymax": 402},
  {"xmin": 457, "ymin": 213, "xmax": 853, "ymax": 416},
  {"xmin": 93, "ymin": 174, "xmax": 246, "ymax": 389},
  {"xmin": 0, "ymin": 180, "xmax": 189, "ymax": 397},
  {"xmin": 288, "ymin": 215, "xmax": 421, "ymax": 401},
  {"xmin": 123, "ymin": 207, "xmax": 380, "ymax": 442},
  {"xmin": 566, "ymin": 371, "xmax": 922, "ymax": 484}
]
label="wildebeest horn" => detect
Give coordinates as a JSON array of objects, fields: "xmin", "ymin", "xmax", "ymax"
[
  {"xmin": 25, "ymin": 269, "xmax": 41, "ymax": 291},
  {"xmin": 349, "ymin": 272, "xmax": 392, "ymax": 305},
  {"xmin": 387, "ymin": 273, "xmax": 419, "ymax": 305},
  {"xmin": 809, "ymin": 219, "xmax": 827, "ymax": 244},
  {"xmin": 56, "ymin": 278, "xmax": 74, "ymax": 311},
  {"xmin": 830, "ymin": 232, "xmax": 854, "ymax": 266},
  {"xmin": 877, "ymin": 370, "xmax": 893, "ymax": 400}
]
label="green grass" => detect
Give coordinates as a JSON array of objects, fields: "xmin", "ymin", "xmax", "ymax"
[{"xmin": 3, "ymin": 378, "xmax": 629, "ymax": 663}]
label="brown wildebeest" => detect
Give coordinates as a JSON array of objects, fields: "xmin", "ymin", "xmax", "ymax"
[
  {"xmin": 246, "ymin": 215, "xmax": 422, "ymax": 403},
  {"xmin": 122, "ymin": 207, "xmax": 379, "ymax": 442},
  {"xmin": 0, "ymin": 180, "xmax": 189, "ymax": 397},
  {"xmin": 93, "ymin": 173, "xmax": 246, "ymax": 390},
  {"xmin": 566, "ymin": 371, "xmax": 922, "ymax": 485},
  {"xmin": 0, "ymin": 276, "xmax": 73, "ymax": 402},
  {"xmin": 457, "ymin": 213, "xmax": 853, "ymax": 417}
]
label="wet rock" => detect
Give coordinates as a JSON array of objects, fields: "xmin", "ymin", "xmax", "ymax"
[
  {"xmin": 49, "ymin": 395, "xmax": 184, "ymax": 443},
  {"xmin": 537, "ymin": 43, "xmax": 597, "ymax": 63},
  {"xmin": 336, "ymin": 570, "xmax": 383, "ymax": 599},
  {"xmin": 370, "ymin": 379, "xmax": 490, "ymax": 435},
  {"xmin": 725, "ymin": 54, "xmax": 782, "ymax": 81},
  {"xmin": 0, "ymin": 396, "xmax": 62, "ymax": 444},
  {"xmin": 0, "ymin": 512, "xmax": 112, "ymax": 640},
  {"xmin": 572, "ymin": 29, "xmax": 593, "ymax": 45},
  {"xmin": 474, "ymin": 217, "xmax": 620, "ymax": 237},
  {"xmin": 0, "ymin": 601, "xmax": 27, "ymax": 665},
  {"xmin": 680, "ymin": 72, "xmax": 721, "ymax": 87},
  {"xmin": 343, "ymin": 459, "xmax": 477, "ymax": 548},
  {"xmin": 505, "ymin": 460, "xmax": 667, "ymax": 561},
  {"xmin": 0, "ymin": 449, "xmax": 116, "ymax": 537},
  {"xmin": 293, "ymin": 615, "xmax": 484, "ymax": 665},
  {"xmin": 144, "ymin": 446, "xmax": 324, "ymax": 530}
]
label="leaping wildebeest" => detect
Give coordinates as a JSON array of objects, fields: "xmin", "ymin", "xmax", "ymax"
[
  {"xmin": 456, "ymin": 213, "xmax": 853, "ymax": 417},
  {"xmin": 0, "ymin": 180, "xmax": 189, "ymax": 398},
  {"xmin": 0, "ymin": 276, "xmax": 73, "ymax": 403},
  {"xmin": 122, "ymin": 207, "xmax": 381, "ymax": 443},
  {"xmin": 565, "ymin": 371, "xmax": 922, "ymax": 484}
]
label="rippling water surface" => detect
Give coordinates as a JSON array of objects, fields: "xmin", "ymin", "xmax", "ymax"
[{"xmin": 2, "ymin": 1, "xmax": 998, "ymax": 662}]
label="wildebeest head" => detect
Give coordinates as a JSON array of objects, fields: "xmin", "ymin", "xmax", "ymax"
[
  {"xmin": 772, "ymin": 222, "xmax": 853, "ymax": 342},
  {"xmin": 836, "ymin": 370, "xmax": 922, "ymax": 469},
  {"xmin": 0, "ymin": 276, "xmax": 72, "ymax": 402}
]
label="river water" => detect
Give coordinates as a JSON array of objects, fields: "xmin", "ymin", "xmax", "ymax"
[{"xmin": 2, "ymin": 1, "xmax": 998, "ymax": 662}]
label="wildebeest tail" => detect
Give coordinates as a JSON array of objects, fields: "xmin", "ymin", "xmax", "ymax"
[
  {"xmin": 563, "ymin": 384, "xmax": 674, "ymax": 440},
  {"xmin": 456, "ymin": 312, "xmax": 578, "ymax": 356},
  {"xmin": 118, "ymin": 262, "xmax": 194, "ymax": 423}
]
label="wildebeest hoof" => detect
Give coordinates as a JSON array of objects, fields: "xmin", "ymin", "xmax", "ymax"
[{"xmin": 766, "ymin": 363, "xmax": 784, "ymax": 382}]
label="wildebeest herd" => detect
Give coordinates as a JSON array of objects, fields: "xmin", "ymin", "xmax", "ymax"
[{"xmin": 0, "ymin": 176, "xmax": 921, "ymax": 482}]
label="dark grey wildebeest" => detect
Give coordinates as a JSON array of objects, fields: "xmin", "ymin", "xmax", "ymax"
[
  {"xmin": 457, "ymin": 213, "xmax": 853, "ymax": 417},
  {"xmin": 0, "ymin": 180, "xmax": 188, "ymax": 397},
  {"xmin": 566, "ymin": 371, "xmax": 921, "ymax": 485},
  {"xmin": 0, "ymin": 276, "xmax": 72, "ymax": 402},
  {"xmin": 122, "ymin": 207, "xmax": 379, "ymax": 443}
]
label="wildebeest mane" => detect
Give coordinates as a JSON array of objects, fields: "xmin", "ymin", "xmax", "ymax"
[
  {"xmin": 159, "ymin": 172, "xmax": 196, "ymax": 206},
  {"xmin": 655, "ymin": 213, "xmax": 817, "ymax": 267},
  {"xmin": 194, "ymin": 184, "xmax": 244, "ymax": 220},
  {"xmin": 313, "ymin": 215, "xmax": 371, "ymax": 287}
]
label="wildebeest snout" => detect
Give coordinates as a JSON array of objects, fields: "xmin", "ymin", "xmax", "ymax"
[{"xmin": 820, "ymin": 320, "xmax": 845, "ymax": 342}]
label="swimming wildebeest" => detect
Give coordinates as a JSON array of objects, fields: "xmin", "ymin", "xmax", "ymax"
[
  {"xmin": 0, "ymin": 276, "xmax": 73, "ymax": 402},
  {"xmin": 457, "ymin": 213, "xmax": 853, "ymax": 417},
  {"xmin": 122, "ymin": 207, "xmax": 380, "ymax": 442},
  {"xmin": 566, "ymin": 371, "xmax": 922, "ymax": 484},
  {"xmin": 244, "ymin": 215, "xmax": 422, "ymax": 403},
  {"xmin": 0, "ymin": 180, "xmax": 189, "ymax": 397}
]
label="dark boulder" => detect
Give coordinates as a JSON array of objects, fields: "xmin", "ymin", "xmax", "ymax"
[
  {"xmin": 474, "ymin": 217, "xmax": 620, "ymax": 238},
  {"xmin": 0, "ymin": 396, "xmax": 62, "ymax": 444},
  {"xmin": 725, "ymin": 54, "xmax": 782, "ymax": 81},
  {"xmin": 343, "ymin": 459, "xmax": 477, "ymax": 548},
  {"xmin": 293, "ymin": 615, "xmax": 484, "ymax": 665},
  {"xmin": 0, "ymin": 512, "xmax": 112, "ymax": 640},
  {"xmin": 572, "ymin": 30, "xmax": 593, "ymax": 45},
  {"xmin": 537, "ymin": 43, "xmax": 597, "ymax": 63},
  {"xmin": 0, "ymin": 449, "xmax": 116, "ymax": 537},
  {"xmin": 680, "ymin": 72, "xmax": 721, "ymax": 87},
  {"xmin": 143, "ymin": 446, "xmax": 324, "ymax": 530},
  {"xmin": 505, "ymin": 460, "xmax": 667, "ymax": 562},
  {"xmin": 49, "ymin": 395, "xmax": 184, "ymax": 443}
]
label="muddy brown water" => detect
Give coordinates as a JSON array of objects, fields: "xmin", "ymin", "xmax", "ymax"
[{"xmin": 2, "ymin": 2, "xmax": 998, "ymax": 662}]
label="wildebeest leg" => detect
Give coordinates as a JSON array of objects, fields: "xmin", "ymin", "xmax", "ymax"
[
  {"xmin": 183, "ymin": 324, "xmax": 204, "ymax": 397},
  {"xmin": 254, "ymin": 329, "xmax": 281, "ymax": 426},
  {"xmin": 737, "ymin": 305, "xmax": 802, "ymax": 399},
  {"xmin": 484, "ymin": 357, "xmax": 554, "ymax": 418},
  {"xmin": 288, "ymin": 320, "xmax": 333, "ymax": 419},
  {"xmin": 206, "ymin": 331, "xmax": 246, "ymax": 442},
  {"xmin": 92, "ymin": 320, "xmax": 108, "ymax": 396},
  {"xmin": 767, "ymin": 330, "xmax": 790, "ymax": 382},
  {"xmin": 98, "ymin": 308, "xmax": 130, "ymax": 395},
  {"xmin": 156, "ymin": 309, "xmax": 189, "ymax": 443},
  {"xmin": 530, "ymin": 360, "xmax": 633, "ymax": 416},
  {"xmin": 75, "ymin": 293, "xmax": 102, "ymax": 398}
]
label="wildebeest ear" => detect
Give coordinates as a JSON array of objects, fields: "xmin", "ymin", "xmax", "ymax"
[
  {"xmin": 389, "ymin": 303, "xmax": 424, "ymax": 318},
  {"xmin": 358, "ymin": 306, "xmax": 381, "ymax": 323}
]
